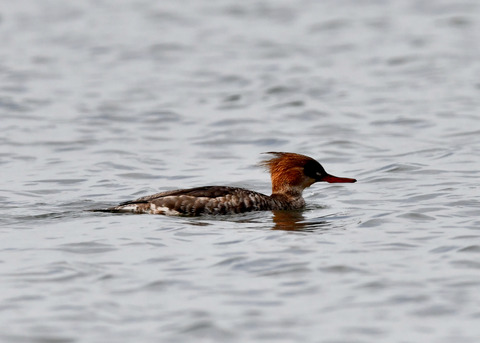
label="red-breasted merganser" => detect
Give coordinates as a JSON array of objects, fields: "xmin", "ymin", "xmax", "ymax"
[{"xmin": 99, "ymin": 152, "xmax": 356, "ymax": 216}]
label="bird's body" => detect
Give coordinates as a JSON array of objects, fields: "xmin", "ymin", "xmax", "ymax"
[
  {"xmin": 112, "ymin": 186, "xmax": 306, "ymax": 215},
  {"xmin": 98, "ymin": 152, "xmax": 356, "ymax": 216}
]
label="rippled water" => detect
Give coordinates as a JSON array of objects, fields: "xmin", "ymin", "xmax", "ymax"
[{"xmin": 1, "ymin": 0, "xmax": 480, "ymax": 342}]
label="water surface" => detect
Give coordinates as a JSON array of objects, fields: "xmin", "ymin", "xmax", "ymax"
[{"xmin": 1, "ymin": 1, "xmax": 480, "ymax": 342}]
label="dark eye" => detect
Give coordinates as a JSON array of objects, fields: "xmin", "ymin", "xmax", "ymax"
[
  {"xmin": 304, "ymin": 159, "xmax": 328, "ymax": 180},
  {"xmin": 304, "ymin": 160, "xmax": 321, "ymax": 179}
]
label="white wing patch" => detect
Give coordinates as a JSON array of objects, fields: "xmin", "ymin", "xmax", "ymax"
[
  {"xmin": 113, "ymin": 203, "xmax": 180, "ymax": 215},
  {"xmin": 117, "ymin": 204, "xmax": 140, "ymax": 212},
  {"xmin": 150, "ymin": 203, "xmax": 180, "ymax": 215}
]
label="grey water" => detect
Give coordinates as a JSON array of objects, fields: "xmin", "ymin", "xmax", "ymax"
[{"xmin": 1, "ymin": 0, "xmax": 480, "ymax": 342}]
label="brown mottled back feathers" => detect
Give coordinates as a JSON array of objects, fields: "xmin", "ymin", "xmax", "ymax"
[
  {"xmin": 119, "ymin": 186, "xmax": 237, "ymax": 205},
  {"xmin": 110, "ymin": 186, "xmax": 305, "ymax": 216}
]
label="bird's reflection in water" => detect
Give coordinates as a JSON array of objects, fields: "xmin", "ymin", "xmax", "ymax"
[{"xmin": 271, "ymin": 210, "xmax": 331, "ymax": 232}]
